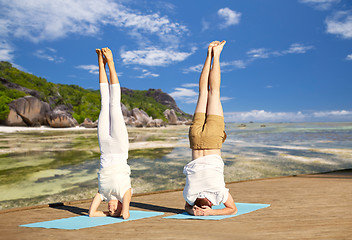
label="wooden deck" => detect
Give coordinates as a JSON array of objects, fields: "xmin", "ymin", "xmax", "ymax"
[{"xmin": 1, "ymin": 170, "xmax": 351, "ymax": 240}]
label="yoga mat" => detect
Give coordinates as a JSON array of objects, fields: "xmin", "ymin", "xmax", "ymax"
[
  {"xmin": 20, "ymin": 210, "xmax": 164, "ymax": 230},
  {"xmin": 163, "ymin": 203, "xmax": 270, "ymax": 220}
]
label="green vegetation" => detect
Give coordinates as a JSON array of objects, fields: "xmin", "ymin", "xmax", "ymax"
[
  {"xmin": 0, "ymin": 61, "xmax": 178, "ymax": 123},
  {"xmin": 122, "ymin": 89, "xmax": 168, "ymax": 122}
]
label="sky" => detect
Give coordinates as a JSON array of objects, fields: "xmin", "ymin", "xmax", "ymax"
[{"xmin": 0, "ymin": 0, "xmax": 351, "ymax": 122}]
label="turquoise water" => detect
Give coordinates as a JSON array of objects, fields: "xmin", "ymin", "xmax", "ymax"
[
  {"xmin": 131, "ymin": 122, "xmax": 352, "ymax": 186},
  {"xmin": 0, "ymin": 122, "xmax": 351, "ymax": 209}
]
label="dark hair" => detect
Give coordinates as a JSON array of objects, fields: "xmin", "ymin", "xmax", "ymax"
[{"xmin": 194, "ymin": 198, "xmax": 212, "ymax": 208}]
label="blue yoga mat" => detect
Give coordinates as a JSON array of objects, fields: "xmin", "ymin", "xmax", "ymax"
[
  {"xmin": 20, "ymin": 210, "xmax": 164, "ymax": 230},
  {"xmin": 163, "ymin": 202, "xmax": 270, "ymax": 220}
]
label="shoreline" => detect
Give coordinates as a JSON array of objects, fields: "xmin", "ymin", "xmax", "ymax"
[
  {"xmin": 1, "ymin": 122, "xmax": 351, "ymax": 212},
  {"xmin": 1, "ymin": 168, "xmax": 350, "ymax": 214},
  {"xmin": 0, "ymin": 124, "xmax": 188, "ymax": 133}
]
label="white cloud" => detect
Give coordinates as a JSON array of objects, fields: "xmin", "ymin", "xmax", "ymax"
[
  {"xmin": 0, "ymin": 40, "xmax": 14, "ymax": 62},
  {"xmin": 299, "ymin": 0, "xmax": 339, "ymax": 10},
  {"xmin": 346, "ymin": 54, "xmax": 352, "ymax": 60},
  {"xmin": 0, "ymin": 0, "xmax": 188, "ymax": 45},
  {"xmin": 201, "ymin": 19, "xmax": 210, "ymax": 32},
  {"xmin": 76, "ymin": 65, "xmax": 99, "ymax": 74},
  {"xmin": 121, "ymin": 47, "xmax": 195, "ymax": 66},
  {"xmin": 312, "ymin": 110, "xmax": 352, "ymax": 117},
  {"xmin": 225, "ymin": 110, "xmax": 306, "ymax": 122},
  {"xmin": 182, "ymin": 83, "xmax": 198, "ymax": 88},
  {"xmin": 284, "ymin": 43, "xmax": 314, "ymax": 54},
  {"xmin": 224, "ymin": 110, "xmax": 352, "ymax": 122},
  {"xmin": 248, "ymin": 44, "xmax": 313, "ymax": 59},
  {"xmin": 183, "ymin": 64, "xmax": 203, "ymax": 73},
  {"xmin": 247, "ymin": 48, "xmax": 270, "ymax": 59},
  {"xmin": 217, "ymin": 8, "xmax": 241, "ymax": 28},
  {"xmin": 184, "ymin": 43, "xmax": 313, "ymax": 74},
  {"xmin": 170, "ymin": 86, "xmax": 233, "ymax": 105},
  {"xmin": 326, "ymin": 11, "xmax": 352, "ymax": 39},
  {"xmin": 220, "ymin": 96, "xmax": 233, "ymax": 102},
  {"xmin": 222, "ymin": 60, "xmax": 247, "ymax": 69},
  {"xmin": 33, "ymin": 48, "xmax": 65, "ymax": 63},
  {"xmin": 135, "ymin": 69, "xmax": 160, "ymax": 78},
  {"xmin": 169, "ymin": 87, "xmax": 198, "ymax": 98},
  {"xmin": 169, "ymin": 87, "xmax": 198, "ymax": 104},
  {"xmin": 184, "ymin": 60, "xmax": 247, "ymax": 74}
]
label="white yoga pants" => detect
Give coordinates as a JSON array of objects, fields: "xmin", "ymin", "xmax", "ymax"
[{"xmin": 98, "ymin": 83, "xmax": 129, "ymax": 168}]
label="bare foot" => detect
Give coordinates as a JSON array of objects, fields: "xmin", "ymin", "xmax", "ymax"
[
  {"xmin": 208, "ymin": 41, "xmax": 220, "ymax": 56},
  {"xmin": 96, "ymin": 49, "xmax": 107, "ymax": 66},
  {"xmin": 102, "ymin": 47, "xmax": 114, "ymax": 63},
  {"xmin": 212, "ymin": 40, "xmax": 226, "ymax": 56}
]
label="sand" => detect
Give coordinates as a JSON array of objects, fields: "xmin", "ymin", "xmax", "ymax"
[
  {"xmin": 0, "ymin": 169, "xmax": 351, "ymax": 240},
  {"xmin": 0, "ymin": 126, "xmax": 91, "ymax": 133}
]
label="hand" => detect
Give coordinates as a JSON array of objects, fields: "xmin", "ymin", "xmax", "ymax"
[
  {"xmin": 200, "ymin": 206, "xmax": 213, "ymax": 216},
  {"xmin": 192, "ymin": 205, "xmax": 204, "ymax": 216},
  {"xmin": 192, "ymin": 205, "xmax": 213, "ymax": 216}
]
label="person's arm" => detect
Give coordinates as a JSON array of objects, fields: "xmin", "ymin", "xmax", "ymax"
[
  {"xmin": 120, "ymin": 188, "xmax": 132, "ymax": 219},
  {"xmin": 185, "ymin": 202, "xmax": 195, "ymax": 215},
  {"xmin": 199, "ymin": 193, "xmax": 237, "ymax": 216},
  {"xmin": 88, "ymin": 192, "xmax": 110, "ymax": 217}
]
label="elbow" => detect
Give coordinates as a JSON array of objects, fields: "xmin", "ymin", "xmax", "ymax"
[
  {"xmin": 88, "ymin": 211, "xmax": 95, "ymax": 217},
  {"xmin": 230, "ymin": 206, "xmax": 238, "ymax": 215}
]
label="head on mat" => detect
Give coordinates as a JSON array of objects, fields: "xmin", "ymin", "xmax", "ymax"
[
  {"xmin": 108, "ymin": 200, "xmax": 122, "ymax": 217},
  {"xmin": 183, "ymin": 40, "xmax": 237, "ymax": 217}
]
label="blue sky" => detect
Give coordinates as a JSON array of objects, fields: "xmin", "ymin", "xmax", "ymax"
[{"xmin": 1, "ymin": 0, "xmax": 351, "ymax": 122}]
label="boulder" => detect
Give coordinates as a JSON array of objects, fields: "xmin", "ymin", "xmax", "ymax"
[
  {"xmin": 121, "ymin": 103, "xmax": 131, "ymax": 117},
  {"xmin": 184, "ymin": 119, "xmax": 193, "ymax": 125},
  {"xmin": 132, "ymin": 108, "xmax": 152, "ymax": 125},
  {"xmin": 132, "ymin": 120, "xmax": 144, "ymax": 128},
  {"xmin": 163, "ymin": 109, "xmax": 177, "ymax": 125},
  {"xmin": 5, "ymin": 109, "xmax": 27, "ymax": 126},
  {"xmin": 46, "ymin": 107, "xmax": 78, "ymax": 128},
  {"xmin": 6, "ymin": 96, "xmax": 50, "ymax": 126},
  {"xmin": 80, "ymin": 118, "xmax": 97, "ymax": 128},
  {"xmin": 146, "ymin": 119, "xmax": 165, "ymax": 127},
  {"xmin": 124, "ymin": 116, "xmax": 135, "ymax": 126}
]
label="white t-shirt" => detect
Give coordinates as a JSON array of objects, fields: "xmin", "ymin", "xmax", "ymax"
[
  {"xmin": 183, "ymin": 154, "xmax": 229, "ymax": 206},
  {"xmin": 98, "ymin": 155, "xmax": 131, "ymax": 202}
]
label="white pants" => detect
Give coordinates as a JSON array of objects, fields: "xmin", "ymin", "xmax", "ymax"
[{"xmin": 98, "ymin": 83, "xmax": 129, "ymax": 169}]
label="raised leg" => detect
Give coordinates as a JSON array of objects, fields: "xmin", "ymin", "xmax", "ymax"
[
  {"xmin": 194, "ymin": 41, "xmax": 220, "ymax": 114},
  {"xmin": 206, "ymin": 40, "xmax": 225, "ymax": 116},
  {"xmin": 97, "ymin": 49, "xmax": 108, "ymax": 84},
  {"xmin": 102, "ymin": 47, "xmax": 119, "ymax": 85},
  {"xmin": 97, "ymin": 49, "xmax": 110, "ymax": 145},
  {"xmin": 102, "ymin": 48, "xmax": 129, "ymax": 153}
]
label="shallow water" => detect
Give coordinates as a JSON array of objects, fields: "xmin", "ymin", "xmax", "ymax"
[{"xmin": 0, "ymin": 122, "xmax": 351, "ymax": 210}]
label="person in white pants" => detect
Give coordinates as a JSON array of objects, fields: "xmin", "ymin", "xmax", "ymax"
[{"xmin": 88, "ymin": 47, "xmax": 132, "ymax": 219}]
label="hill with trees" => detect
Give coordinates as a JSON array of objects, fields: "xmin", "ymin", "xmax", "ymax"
[{"xmin": 0, "ymin": 61, "xmax": 190, "ymax": 127}]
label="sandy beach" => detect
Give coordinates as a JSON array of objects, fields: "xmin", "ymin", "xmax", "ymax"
[
  {"xmin": 0, "ymin": 169, "xmax": 351, "ymax": 240},
  {"xmin": 0, "ymin": 125, "xmax": 95, "ymax": 133},
  {"xmin": 1, "ymin": 122, "xmax": 352, "ymax": 212}
]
